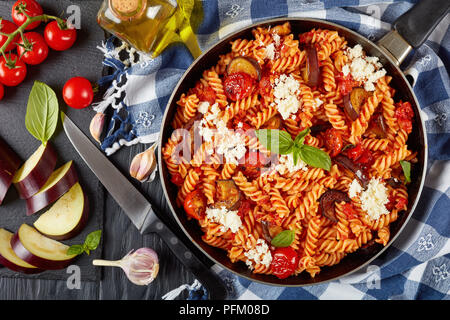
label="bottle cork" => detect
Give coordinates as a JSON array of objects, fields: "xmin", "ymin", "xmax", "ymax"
[{"xmin": 109, "ymin": 0, "xmax": 146, "ymax": 21}]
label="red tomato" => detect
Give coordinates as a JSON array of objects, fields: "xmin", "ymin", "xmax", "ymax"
[
  {"xmin": 17, "ymin": 32, "xmax": 49, "ymax": 65},
  {"xmin": 336, "ymin": 73, "xmax": 358, "ymax": 96},
  {"xmin": 395, "ymin": 101, "xmax": 414, "ymax": 134},
  {"xmin": 324, "ymin": 128, "xmax": 343, "ymax": 157},
  {"xmin": 198, "ymin": 85, "xmax": 216, "ymax": 105},
  {"xmin": 44, "ymin": 20, "xmax": 77, "ymax": 51},
  {"xmin": 239, "ymin": 151, "xmax": 267, "ymax": 179},
  {"xmin": 183, "ymin": 189, "xmax": 207, "ymax": 220},
  {"xmin": 258, "ymin": 75, "xmax": 272, "ymax": 97},
  {"xmin": 270, "ymin": 247, "xmax": 298, "ymax": 279},
  {"xmin": 224, "ymin": 72, "xmax": 255, "ymax": 101},
  {"xmin": 0, "ymin": 83, "xmax": 4, "ymax": 100},
  {"xmin": 346, "ymin": 144, "xmax": 364, "ymax": 161},
  {"xmin": 395, "ymin": 197, "xmax": 408, "ymax": 210},
  {"xmin": 0, "ymin": 20, "xmax": 20, "ymax": 52},
  {"xmin": 170, "ymin": 173, "xmax": 184, "ymax": 186},
  {"xmin": 12, "ymin": 0, "xmax": 43, "ymax": 30},
  {"xmin": 346, "ymin": 143, "xmax": 374, "ymax": 169},
  {"xmin": 0, "ymin": 54, "xmax": 27, "ymax": 87},
  {"xmin": 63, "ymin": 77, "xmax": 94, "ymax": 109}
]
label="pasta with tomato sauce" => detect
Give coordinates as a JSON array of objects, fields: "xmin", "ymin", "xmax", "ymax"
[{"xmin": 162, "ymin": 22, "xmax": 416, "ymax": 279}]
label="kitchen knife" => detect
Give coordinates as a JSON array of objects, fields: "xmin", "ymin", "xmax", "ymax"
[{"xmin": 61, "ymin": 112, "xmax": 227, "ymax": 300}]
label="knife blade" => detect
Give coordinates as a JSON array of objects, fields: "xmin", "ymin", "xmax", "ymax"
[{"xmin": 61, "ymin": 112, "xmax": 227, "ymax": 299}]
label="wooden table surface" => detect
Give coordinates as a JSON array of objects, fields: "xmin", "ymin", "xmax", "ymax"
[{"xmin": 0, "ymin": 0, "xmax": 197, "ymax": 300}]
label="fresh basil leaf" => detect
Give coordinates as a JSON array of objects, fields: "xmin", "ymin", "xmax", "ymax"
[
  {"xmin": 399, "ymin": 160, "xmax": 411, "ymax": 183},
  {"xmin": 255, "ymin": 129, "xmax": 294, "ymax": 155},
  {"xmin": 298, "ymin": 145, "xmax": 332, "ymax": 171},
  {"xmin": 271, "ymin": 230, "xmax": 295, "ymax": 247},
  {"xmin": 25, "ymin": 81, "xmax": 59, "ymax": 144},
  {"xmin": 294, "ymin": 128, "xmax": 310, "ymax": 147},
  {"xmin": 292, "ymin": 147, "xmax": 300, "ymax": 165},
  {"xmin": 85, "ymin": 230, "xmax": 102, "ymax": 251},
  {"xmin": 67, "ymin": 244, "xmax": 85, "ymax": 256}
]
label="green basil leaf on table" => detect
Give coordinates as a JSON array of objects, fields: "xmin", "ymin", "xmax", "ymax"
[
  {"xmin": 67, "ymin": 230, "xmax": 102, "ymax": 256},
  {"xmin": 25, "ymin": 81, "xmax": 59, "ymax": 145},
  {"xmin": 271, "ymin": 229, "xmax": 295, "ymax": 247},
  {"xmin": 298, "ymin": 145, "xmax": 332, "ymax": 171},
  {"xmin": 67, "ymin": 244, "xmax": 85, "ymax": 256}
]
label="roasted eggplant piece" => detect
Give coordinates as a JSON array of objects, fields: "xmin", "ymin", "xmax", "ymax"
[
  {"xmin": 226, "ymin": 56, "xmax": 261, "ymax": 80},
  {"xmin": 303, "ymin": 45, "xmax": 320, "ymax": 87},
  {"xmin": 214, "ymin": 180, "xmax": 242, "ymax": 210},
  {"xmin": 367, "ymin": 113, "xmax": 387, "ymax": 138},
  {"xmin": 261, "ymin": 221, "xmax": 284, "ymax": 243},
  {"xmin": 343, "ymin": 87, "xmax": 370, "ymax": 121},
  {"xmin": 319, "ymin": 189, "xmax": 350, "ymax": 222},
  {"xmin": 334, "ymin": 154, "xmax": 369, "ymax": 189}
]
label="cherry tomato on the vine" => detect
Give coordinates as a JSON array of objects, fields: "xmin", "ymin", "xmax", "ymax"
[
  {"xmin": 12, "ymin": 0, "xmax": 43, "ymax": 30},
  {"xmin": 0, "ymin": 83, "xmax": 4, "ymax": 101},
  {"xmin": 0, "ymin": 54, "xmax": 27, "ymax": 87},
  {"xmin": 44, "ymin": 20, "xmax": 77, "ymax": 51},
  {"xmin": 63, "ymin": 77, "xmax": 94, "ymax": 109},
  {"xmin": 270, "ymin": 246, "xmax": 298, "ymax": 279},
  {"xmin": 17, "ymin": 32, "xmax": 49, "ymax": 65},
  {"xmin": 0, "ymin": 20, "xmax": 20, "ymax": 52}
]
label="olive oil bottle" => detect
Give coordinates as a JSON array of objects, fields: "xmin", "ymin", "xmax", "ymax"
[{"xmin": 97, "ymin": 0, "xmax": 178, "ymax": 56}]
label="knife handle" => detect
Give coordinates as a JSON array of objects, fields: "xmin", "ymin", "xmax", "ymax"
[{"xmin": 143, "ymin": 218, "xmax": 228, "ymax": 300}]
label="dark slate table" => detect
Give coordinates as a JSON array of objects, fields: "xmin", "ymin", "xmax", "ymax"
[{"xmin": 0, "ymin": 0, "xmax": 196, "ymax": 300}]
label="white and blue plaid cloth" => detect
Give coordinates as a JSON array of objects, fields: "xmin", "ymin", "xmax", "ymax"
[{"xmin": 95, "ymin": 0, "xmax": 450, "ymax": 300}]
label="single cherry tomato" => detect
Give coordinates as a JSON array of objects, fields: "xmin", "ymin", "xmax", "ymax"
[
  {"xmin": 63, "ymin": 77, "xmax": 94, "ymax": 109},
  {"xmin": 17, "ymin": 32, "xmax": 49, "ymax": 65},
  {"xmin": 270, "ymin": 246, "xmax": 298, "ymax": 279},
  {"xmin": 11, "ymin": 0, "xmax": 43, "ymax": 30},
  {"xmin": 0, "ymin": 83, "xmax": 4, "ymax": 101},
  {"xmin": 44, "ymin": 20, "xmax": 77, "ymax": 51},
  {"xmin": 239, "ymin": 151, "xmax": 267, "ymax": 179},
  {"xmin": 224, "ymin": 72, "xmax": 255, "ymax": 101},
  {"xmin": 170, "ymin": 173, "xmax": 184, "ymax": 187},
  {"xmin": 183, "ymin": 189, "xmax": 207, "ymax": 220},
  {"xmin": 0, "ymin": 20, "xmax": 20, "ymax": 52},
  {"xmin": 346, "ymin": 143, "xmax": 364, "ymax": 161},
  {"xmin": 0, "ymin": 54, "xmax": 27, "ymax": 87},
  {"xmin": 324, "ymin": 128, "xmax": 343, "ymax": 157}
]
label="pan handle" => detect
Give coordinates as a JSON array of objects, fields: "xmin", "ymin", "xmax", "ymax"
[{"xmin": 377, "ymin": 0, "xmax": 449, "ymax": 65}]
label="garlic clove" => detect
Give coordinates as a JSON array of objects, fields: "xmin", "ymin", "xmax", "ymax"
[
  {"xmin": 89, "ymin": 113, "xmax": 106, "ymax": 143},
  {"xmin": 130, "ymin": 144, "xmax": 157, "ymax": 182}
]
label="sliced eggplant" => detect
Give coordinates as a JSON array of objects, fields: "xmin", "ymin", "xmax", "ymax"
[
  {"xmin": 319, "ymin": 189, "xmax": 350, "ymax": 223},
  {"xmin": 261, "ymin": 221, "xmax": 284, "ymax": 243},
  {"xmin": 310, "ymin": 123, "xmax": 332, "ymax": 135},
  {"xmin": 214, "ymin": 179, "xmax": 242, "ymax": 210},
  {"xmin": 226, "ymin": 56, "xmax": 261, "ymax": 80},
  {"xmin": 304, "ymin": 45, "xmax": 320, "ymax": 87},
  {"xmin": 367, "ymin": 113, "xmax": 387, "ymax": 138},
  {"xmin": 343, "ymin": 88, "xmax": 369, "ymax": 121},
  {"xmin": 262, "ymin": 115, "xmax": 283, "ymax": 130},
  {"xmin": 334, "ymin": 154, "xmax": 369, "ymax": 188}
]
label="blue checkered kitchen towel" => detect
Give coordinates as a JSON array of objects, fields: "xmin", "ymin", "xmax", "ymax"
[{"xmin": 94, "ymin": 0, "xmax": 450, "ymax": 300}]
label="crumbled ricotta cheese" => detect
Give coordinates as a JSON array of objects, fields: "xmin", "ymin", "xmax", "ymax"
[
  {"xmin": 204, "ymin": 103, "xmax": 221, "ymax": 123},
  {"xmin": 274, "ymin": 153, "xmax": 308, "ymax": 175},
  {"xmin": 272, "ymin": 33, "xmax": 281, "ymax": 46},
  {"xmin": 214, "ymin": 120, "xmax": 247, "ymax": 165},
  {"xmin": 343, "ymin": 44, "xmax": 387, "ymax": 92},
  {"xmin": 198, "ymin": 101, "xmax": 210, "ymax": 114},
  {"xmin": 244, "ymin": 238, "xmax": 272, "ymax": 270},
  {"xmin": 206, "ymin": 206, "xmax": 242, "ymax": 233},
  {"xmin": 198, "ymin": 119, "xmax": 213, "ymax": 142},
  {"xmin": 359, "ymin": 178, "xmax": 389, "ymax": 220},
  {"xmin": 264, "ymin": 43, "xmax": 276, "ymax": 60},
  {"xmin": 348, "ymin": 179, "xmax": 363, "ymax": 198},
  {"xmin": 271, "ymin": 74, "xmax": 301, "ymax": 120}
]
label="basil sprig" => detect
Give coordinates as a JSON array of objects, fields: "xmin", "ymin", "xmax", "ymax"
[
  {"xmin": 271, "ymin": 230, "xmax": 295, "ymax": 247},
  {"xmin": 67, "ymin": 230, "xmax": 102, "ymax": 256},
  {"xmin": 25, "ymin": 81, "xmax": 59, "ymax": 145},
  {"xmin": 399, "ymin": 160, "xmax": 411, "ymax": 183},
  {"xmin": 255, "ymin": 128, "xmax": 331, "ymax": 171}
]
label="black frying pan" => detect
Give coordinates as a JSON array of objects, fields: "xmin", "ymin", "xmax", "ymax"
[{"xmin": 158, "ymin": 0, "xmax": 449, "ymax": 287}]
